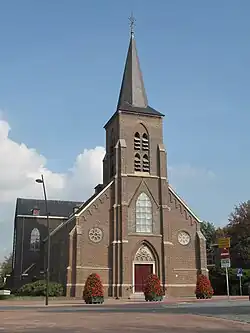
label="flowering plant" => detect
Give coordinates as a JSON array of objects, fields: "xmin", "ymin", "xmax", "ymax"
[
  {"xmin": 195, "ymin": 274, "xmax": 213, "ymax": 299},
  {"xmin": 83, "ymin": 273, "xmax": 104, "ymax": 300},
  {"xmin": 143, "ymin": 274, "xmax": 164, "ymax": 298}
]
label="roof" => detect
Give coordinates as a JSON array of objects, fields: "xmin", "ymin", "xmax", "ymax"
[
  {"xmin": 117, "ymin": 33, "xmax": 148, "ymax": 109},
  {"xmin": 168, "ymin": 185, "xmax": 202, "ymax": 223},
  {"xmin": 105, "ymin": 32, "xmax": 164, "ymax": 128},
  {"xmin": 15, "ymin": 198, "xmax": 82, "ymax": 217},
  {"xmin": 46, "ymin": 180, "xmax": 114, "ymax": 240}
]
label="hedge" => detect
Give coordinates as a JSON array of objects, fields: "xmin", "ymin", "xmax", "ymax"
[
  {"xmin": 209, "ymin": 267, "xmax": 250, "ymax": 295},
  {"xmin": 16, "ymin": 280, "xmax": 64, "ymax": 297}
]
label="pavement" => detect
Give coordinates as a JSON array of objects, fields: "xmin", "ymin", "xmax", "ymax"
[{"xmin": 0, "ymin": 297, "xmax": 250, "ymax": 332}]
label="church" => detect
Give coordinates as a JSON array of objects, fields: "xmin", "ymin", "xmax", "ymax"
[{"xmin": 11, "ymin": 23, "xmax": 207, "ymax": 298}]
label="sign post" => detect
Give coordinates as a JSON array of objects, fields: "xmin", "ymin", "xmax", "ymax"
[
  {"xmin": 219, "ymin": 238, "xmax": 231, "ymax": 301},
  {"xmin": 218, "ymin": 237, "xmax": 230, "ymax": 249},
  {"xmin": 237, "ymin": 268, "xmax": 243, "ymax": 296}
]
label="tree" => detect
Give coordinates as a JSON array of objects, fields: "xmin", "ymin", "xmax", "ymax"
[
  {"xmin": 226, "ymin": 201, "xmax": 250, "ymax": 268},
  {"xmin": 200, "ymin": 221, "xmax": 217, "ymax": 249},
  {"xmin": 0, "ymin": 253, "xmax": 12, "ymax": 286}
]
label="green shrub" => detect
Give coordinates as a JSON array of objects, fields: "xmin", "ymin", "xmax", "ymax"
[
  {"xmin": 209, "ymin": 267, "xmax": 250, "ymax": 295},
  {"xmin": 17, "ymin": 280, "xmax": 64, "ymax": 297}
]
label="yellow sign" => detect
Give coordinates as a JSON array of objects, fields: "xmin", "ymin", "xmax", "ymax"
[{"xmin": 218, "ymin": 237, "xmax": 230, "ymax": 249}]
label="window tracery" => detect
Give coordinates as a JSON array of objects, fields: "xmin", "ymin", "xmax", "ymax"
[{"xmin": 135, "ymin": 192, "xmax": 153, "ymax": 233}]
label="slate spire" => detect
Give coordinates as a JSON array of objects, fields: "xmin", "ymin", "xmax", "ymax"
[{"xmin": 117, "ymin": 15, "xmax": 148, "ymax": 110}]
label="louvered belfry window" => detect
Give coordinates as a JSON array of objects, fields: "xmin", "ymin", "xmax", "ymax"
[
  {"xmin": 142, "ymin": 154, "xmax": 149, "ymax": 172},
  {"xmin": 134, "ymin": 132, "xmax": 141, "ymax": 150},
  {"xmin": 142, "ymin": 133, "xmax": 149, "ymax": 150},
  {"xmin": 134, "ymin": 153, "xmax": 141, "ymax": 171},
  {"xmin": 134, "ymin": 131, "xmax": 150, "ymax": 173}
]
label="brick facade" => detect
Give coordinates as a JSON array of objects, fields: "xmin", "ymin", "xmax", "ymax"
[{"xmin": 11, "ymin": 30, "xmax": 207, "ymax": 298}]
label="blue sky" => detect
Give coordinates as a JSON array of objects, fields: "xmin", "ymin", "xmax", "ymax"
[{"xmin": 0, "ymin": 0, "xmax": 250, "ymax": 257}]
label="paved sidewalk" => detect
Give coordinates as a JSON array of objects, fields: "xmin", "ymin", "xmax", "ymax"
[{"xmin": 0, "ymin": 295, "xmax": 249, "ymax": 307}]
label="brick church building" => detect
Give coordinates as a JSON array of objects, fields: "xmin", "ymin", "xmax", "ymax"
[{"xmin": 11, "ymin": 26, "xmax": 207, "ymax": 298}]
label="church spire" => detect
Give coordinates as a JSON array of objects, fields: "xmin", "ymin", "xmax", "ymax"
[{"xmin": 117, "ymin": 14, "xmax": 148, "ymax": 110}]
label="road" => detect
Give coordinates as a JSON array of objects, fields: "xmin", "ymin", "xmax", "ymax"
[{"xmin": 0, "ymin": 299, "xmax": 250, "ymax": 332}]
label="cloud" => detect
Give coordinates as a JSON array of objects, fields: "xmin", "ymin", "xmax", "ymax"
[
  {"xmin": 0, "ymin": 118, "xmax": 215, "ymax": 261},
  {"xmin": 0, "ymin": 118, "xmax": 105, "ymax": 260}
]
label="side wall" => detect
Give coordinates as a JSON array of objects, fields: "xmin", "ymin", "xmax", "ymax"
[
  {"xmin": 48, "ymin": 218, "xmax": 76, "ymax": 295},
  {"xmin": 68, "ymin": 185, "xmax": 113, "ymax": 298},
  {"xmin": 12, "ymin": 216, "xmax": 64, "ymax": 290}
]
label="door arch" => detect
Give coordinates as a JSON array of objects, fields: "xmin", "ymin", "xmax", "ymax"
[{"xmin": 132, "ymin": 244, "xmax": 156, "ymax": 293}]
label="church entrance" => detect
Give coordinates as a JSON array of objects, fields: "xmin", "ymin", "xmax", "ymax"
[
  {"xmin": 133, "ymin": 244, "xmax": 156, "ymax": 293},
  {"xmin": 134, "ymin": 264, "xmax": 153, "ymax": 292}
]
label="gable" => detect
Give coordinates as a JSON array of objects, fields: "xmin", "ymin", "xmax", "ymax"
[
  {"xmin": 168, "ymin": 185, "xmax": 202, "ymax": 224},
  {"xmin": 47, "ymin": 180, "xmax": 114, "ymax": 239}
]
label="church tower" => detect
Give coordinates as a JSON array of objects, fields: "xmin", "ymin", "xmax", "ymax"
[
  {"xmin": 103, "ymin": 16, "xmax": 171, "ymax": 297},
  {"xmin": 103, "ymin": 17, "xmax": 167, "ymax": 183},
  {"xmin": 12, "ymin": 17, "xmax": 207, "ymax": 299}
]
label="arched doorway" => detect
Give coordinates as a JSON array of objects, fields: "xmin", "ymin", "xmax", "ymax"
[{"xmin": 132, "ymin": 244, "xmax": 155, "ymax": 293}]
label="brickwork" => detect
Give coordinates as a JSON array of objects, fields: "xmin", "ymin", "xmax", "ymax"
[{"xmin": 12, "ymin": 32, "xmax": 207, "ymax": 299}]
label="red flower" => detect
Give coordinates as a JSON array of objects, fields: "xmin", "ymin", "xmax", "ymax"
[
  {"xmin": 83, "ymin": 273, "xmax": 104, "ymax": 300},
  {"xmin": 195, "ymin": 274, "xmax": 213, "ymax": 299},
  {"xmin": 143, "ymin": 274, "xmax": 164, "ymax": 297}
]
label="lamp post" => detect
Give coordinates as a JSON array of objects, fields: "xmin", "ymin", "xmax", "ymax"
[{"xmin": 36, "ymin": 174, "xmax": 50, "ymax": 306}]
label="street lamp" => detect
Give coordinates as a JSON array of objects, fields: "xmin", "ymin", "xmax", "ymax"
[{"xmin": 36, "ymin": 174, "xmax": 50, "ymax": 306}]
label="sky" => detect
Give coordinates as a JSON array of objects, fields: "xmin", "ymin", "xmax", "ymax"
[{"xmin": 0, "ymin": 0, "xmax": 250, "ymax": 260}]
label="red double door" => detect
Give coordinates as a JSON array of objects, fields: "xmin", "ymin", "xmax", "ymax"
[{"xmin": 134, "ymin": 264, "xmax": 153, "ymax": 292}]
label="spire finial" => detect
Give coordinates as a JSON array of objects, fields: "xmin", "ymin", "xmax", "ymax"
[{"xmin": 129, "ymin": 12, "xmax": 136, "ymax": 37}]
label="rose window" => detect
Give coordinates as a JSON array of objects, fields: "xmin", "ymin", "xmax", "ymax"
[
  {"xmin": 88, "ymin": 227, "xmax": 103, "ymax": 243},
  {"xmin": 178, "ymin": 231, "xmax": 191, "ymax": 246}
]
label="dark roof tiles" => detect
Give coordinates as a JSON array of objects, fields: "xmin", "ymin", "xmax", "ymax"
[{"xmin": 16, "ymin": 198, "xmax": 82, "ymax": 217}]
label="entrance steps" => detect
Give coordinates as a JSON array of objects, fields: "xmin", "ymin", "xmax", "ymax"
[{"xmin": 128, "ymin": 293, "xmax": 145, "ymax": 301}]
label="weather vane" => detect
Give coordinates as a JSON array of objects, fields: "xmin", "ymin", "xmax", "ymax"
[{"xmin": 129, "ymin": 12, "xmax": 136, "ymax": 36}]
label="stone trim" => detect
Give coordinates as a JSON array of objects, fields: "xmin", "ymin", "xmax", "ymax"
[
  {"xmin": 128, "ymin": 233, "xmax": 162, "ymax": 237},
  {"xmin": 168, "ymin": 185, "xmax": 202, "ymax": 222},
  {"xmin": 75, "ymin": 266, "xmax": 111, "ymax": 270},
  {"xmin": 121, "ymin": 173, "xmax": 167, "ymax": 180},
  {"xmin": 166, "ymin": 284, "xmax": 196, "ymax": 287},
  {"xmin": 112, "ymin": 240, "xmax": 129, "ymax": 244},
  {"xmin": 17, "ymin": 215, "xmax": 67, "ymax": 220},
  {"xmin": 67, "ymin": 283, "xmax": 196, "ymax": 288},
  {"xmin": 173, "ymin": 268, "xmax": 197, "ymax": 271},
  {"xmin": 45, "ymin": 180, "xmax": 114, "ymax": 240}
]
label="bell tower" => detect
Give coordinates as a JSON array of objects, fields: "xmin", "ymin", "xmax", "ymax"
[{"xmin": 103, "ymin": 15, "xmax": 167, "ymax": 185}]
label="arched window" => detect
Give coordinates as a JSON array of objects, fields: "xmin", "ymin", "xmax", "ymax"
[
  {"xmin": 30, "ymin": 228, "xmax": 40, "ymax": 251},
  {"xmin": 142, "ymin": 133, "xmax": 149, "ymax": 150},
  {"xmin": 136, "ymin": 193, "xmax": 152, "ymax": 233},
  {"xmin": 134, "ymin": 153, "xmax": 141, "ymax": 172},
  {"xmin": 142, "ymin": 154, "xmax": 149, "ymax": 172},
  {"xmin": 134, "ymin": 132, "xmax": 141, "ymax": 150}
]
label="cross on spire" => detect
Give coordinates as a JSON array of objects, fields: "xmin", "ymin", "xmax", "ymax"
[{"xmin": 129, "ymin": 12, "xmax": 136, "ymax": 36}]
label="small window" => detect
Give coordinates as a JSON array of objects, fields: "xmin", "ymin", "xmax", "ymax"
[
  {"xmin": 142, "ymin": 133, "xmax": 149, "ymax": 150},
  {"xmin": 134, "ymin": 153, "xmax": 141, "ymax": 172},
  {"xmin": 30, "ymin": 228, "xmax": 40, "ymax": 251},
  {"xmin": 142, "ymin": 154, "xmax": 150, "ymax": 172},
  {"xmin": 134, "ymin": 132, "xmax": 141, "ymax": 150}
]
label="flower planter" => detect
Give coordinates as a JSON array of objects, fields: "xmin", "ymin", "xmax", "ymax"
[
  {"xmin": 84, "ymin": 296, "xmax": 104, "ymax": 304},
  {"xmin": 145, "ymin": 294, "xmax": 163, "ymax": 302},
  {"xmin": 196, "ymin": 294, "xmax": 212, "ymax": 300}
]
